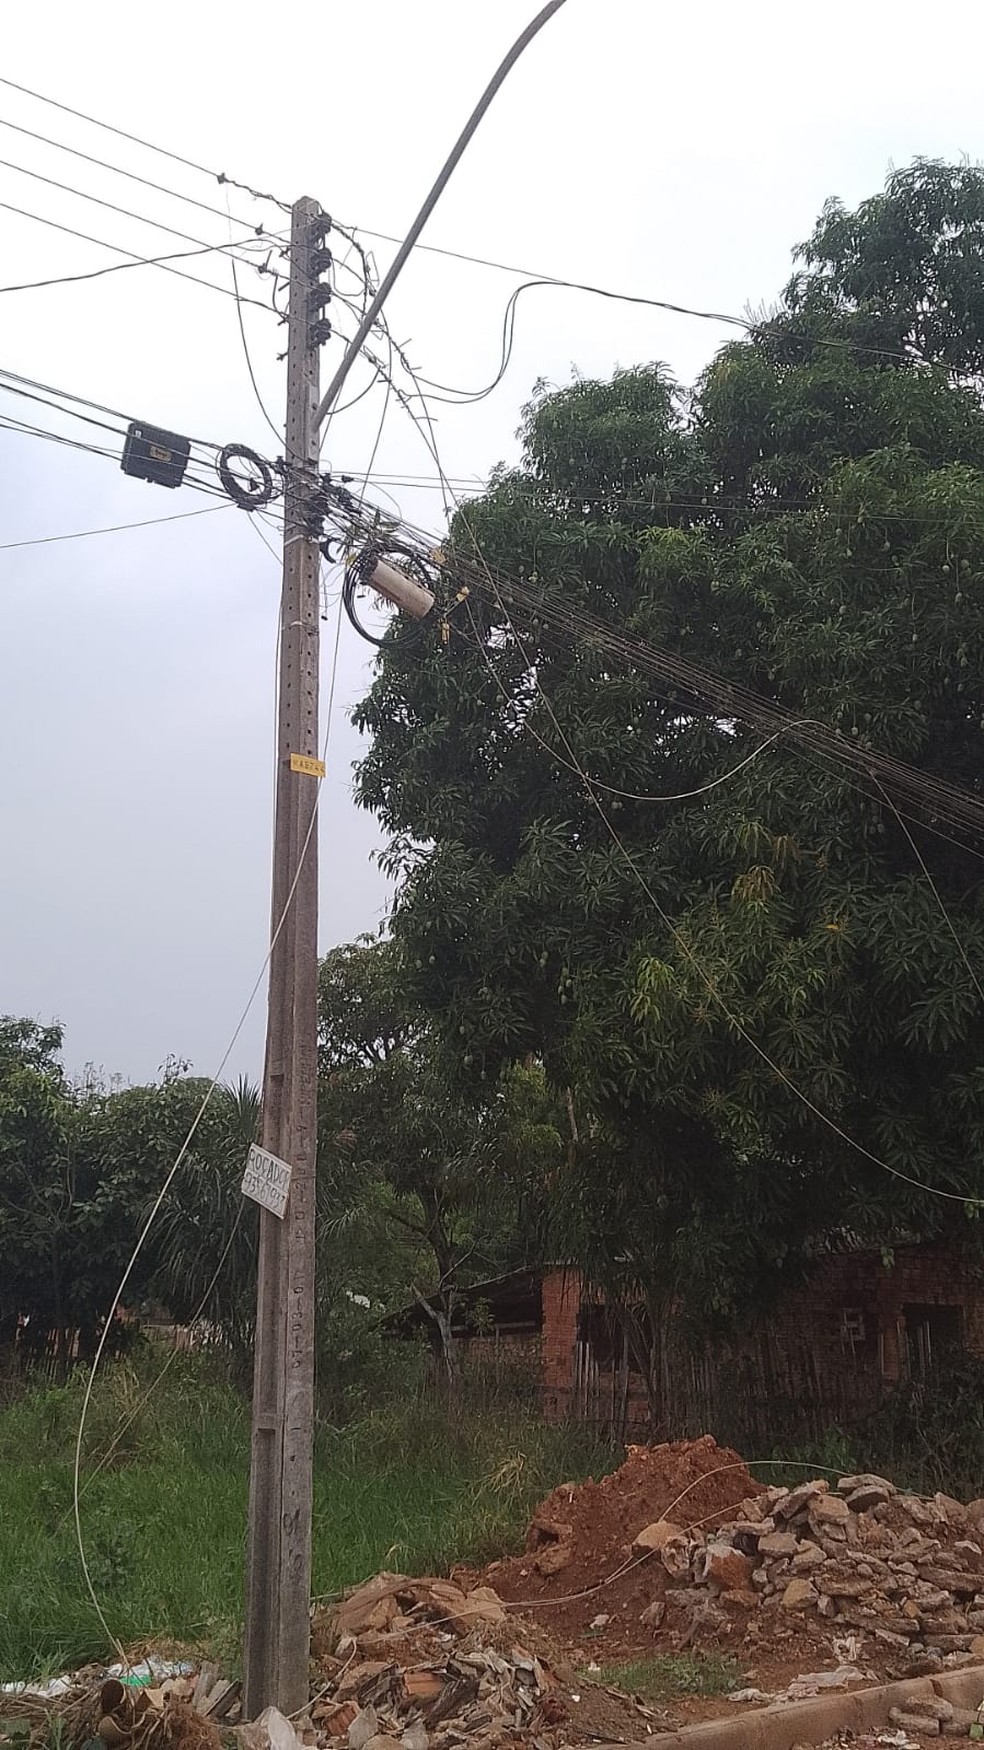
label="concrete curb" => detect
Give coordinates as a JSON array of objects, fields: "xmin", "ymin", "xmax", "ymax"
[{"xmin": 614, "ymin": 1664, "xmax": 984, "ymax": 1750}]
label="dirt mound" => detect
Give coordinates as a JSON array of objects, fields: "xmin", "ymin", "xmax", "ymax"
[
  {"xmin": 468, "ymin": 1442, "xmax": 984, "ymax": 1690},
  {"xmin": 470, "ymin": 1435, "xmax": 757, "ymax": 1642},
  {"xmin": 309, "ymin": 1448, "xmax": 984, "ymax": 1737}
]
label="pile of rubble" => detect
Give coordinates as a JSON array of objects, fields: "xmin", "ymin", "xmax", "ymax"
[
  {"xmin": 309, "ymin": 1573, "xmax": 665, "ymax": 1750},
  {"xmin": 629, "ymin": 1472, "xmax": 984, "ymax": 1669},
  {"xmin": 0, "ymin": 1666, "xmax": 231, "ymax": 1750}
]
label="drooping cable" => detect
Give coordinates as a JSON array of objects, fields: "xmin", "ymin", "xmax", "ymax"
[
  {"xmin": 323, "ymin": 485, "xmax": 984, "ymax": 850},
  {"xmin": 338, "ymin": 334, "xmax": 398, "ymax": 644},
  {"xmin": 345, "ymin": 226, "xmax": 937, "ymax": 373},
  {"xmin": 0, "ymin": 153, "xmax": 280, "ymax": 280},
  {"xmin": 230, "ymin": 250, "xmax": 283, "ymax": 447},
  {"xmin": 0, "ymin": 232, "xmax": 281, "ymax": 298},
  {"xmin": 870, "ymin": 777, "xmax": 984, "ymax": 1010},
  {"xmin": 0, "ymin": 198, "xmax": 272, "ymax": 310},
  {"xmin": 0, "ymin": 502, "xmax": 232, "ymax": 551},
  {"xmin": 73, "ymin": 571, "xmax": 348, "ymax": 1661},
  {"xmin": 314, "ymin": 1, "xmax": 571, "ymax": 425}
]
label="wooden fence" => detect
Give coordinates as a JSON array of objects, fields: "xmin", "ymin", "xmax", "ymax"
[{"xmin": 564, "ymin": 1325, "xmax": 889, "ymax": 1448}]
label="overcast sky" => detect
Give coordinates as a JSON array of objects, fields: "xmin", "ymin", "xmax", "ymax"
[{"xmin": 3, "ymin": 0, "xmax": 983, "ymax": 1087}]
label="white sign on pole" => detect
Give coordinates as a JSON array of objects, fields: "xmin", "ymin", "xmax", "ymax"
[{"xmin": 241, "ymin": 1144, "xmax": 293, "ymax": 1219}]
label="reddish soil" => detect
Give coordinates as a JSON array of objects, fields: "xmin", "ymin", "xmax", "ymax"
[
  {"xmin": 457, "ymin": 1435, "xmax": 762, "ymax": 1657},
  {"xmin": 320, "ymin": 1436, "xmax": 946, "ymax": 1742},
  {"xmin": 457, "ymin": 1437, "xmax": 915, "ymax": 1696}
]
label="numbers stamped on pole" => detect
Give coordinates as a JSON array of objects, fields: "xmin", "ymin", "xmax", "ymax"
[
  {"xmin": 241, "ymin": 1144, "xmax": 293, "ymax": 1219},
  {"xmin": 289, "ymin": 752, "xmax": 325, "ymax": 777}
]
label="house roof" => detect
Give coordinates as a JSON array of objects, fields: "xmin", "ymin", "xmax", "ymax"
[{"xmin": 383, "ymin": 1265, "xmax": 552, "ymax": 1336}]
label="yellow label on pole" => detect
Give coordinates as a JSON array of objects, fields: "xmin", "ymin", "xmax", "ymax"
[{"xmin": 289, "ymin": 753, "xmax": 326, "ymax": 778}]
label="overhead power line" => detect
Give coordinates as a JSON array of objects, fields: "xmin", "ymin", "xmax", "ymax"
[
  {"xmin": 0, "ymin": 74, "xmax": 290, "ymax": 211},
  {"xmin": 476, "ymin": 580, "xmax": 981, "ymax": 1209},
  {"xmin": 0, "ymin": 360, "xmax": 284, "ymax": 505},
  {"xmin": 328, "ymin": 412, "xmax": 984, "ymax": 1212},
  {"xmin": 0, "ymin": 112, "xmax": 285, "ymax": 241},
  {"xmin": 330, "ymin": 489, "xmax": 984, "ymax": 847},
  {"xmin": 0, "ymin": 409, "xmax": 227, "ymax": 501},
  {"xmin": 335, "ymin": 467, "xmax": 984, "ymax": 527},
  {"xmin": 0, "ymin": 360, "xmax": 284, "ymax": 516},
  {"xmin": 0, "ymin": 152, "xmax": 277, "ymax": 280},
  {"xmin": 0, "ymin": 365, "xmax": 136, "ymax": 430},
  {"xmin": 469, "ymin": 566, "xmax": 984, "ymax": 840},
  {"xmin": 410, "ymin": 438, "xmax": 984, "ymax": 1212},
  {"xmin": 0, "ymin": 410, "xmax": 125, "ymax": 465},
  {"xmin": 0, "ymin": 197, "xmax": 273, "ymax": 310},
  {"xmin": 0, "ymin": 363, "xmax": 224, "ymax": 455}
]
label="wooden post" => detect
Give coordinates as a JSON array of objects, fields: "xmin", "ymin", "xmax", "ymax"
[{"xmin": 243, "ymin": 196, "xmax": 323, "ymax": 1719}]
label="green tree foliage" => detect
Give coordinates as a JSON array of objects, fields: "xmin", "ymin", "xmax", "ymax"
[
  {"xmin": 784, "ymin": 159, "xmax": 984, "ymax": 377},
  {"xmin": 353, "ymin": 160, "xmax": 984, "ymax": 1335},
  {"xmin": 0, "ymin": 1023, "xmax": 260, "ymax": 1368},
  {"xmin": 109, "ymin": 1071, "xmax": 262, "ymax": 1348},
  {"xmin": 0, "ymin": 1017, "xmax": 82, "ymax": 1367},
  {"xmin": 0, "ymin": 946, "xmax": 560, "ymax": 1404},
  {"xmin": 0, "ymin": 1020, "xmax": 164, "ymax": 1366},
  {"xmin": 318, "ymin": 936, "xmax": 564, "ymax": 1379},
  {"xmin": 0, "ymin": 1016, "xmax": 64, "ymax": 1075}
]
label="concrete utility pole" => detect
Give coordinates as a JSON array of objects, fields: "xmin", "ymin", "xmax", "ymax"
[
  {"xmin": 241, "ymin": 8, "xmax": 572, "ymax": 1718},
  {"xmin": 244, "ymin": 196, "xmax": 326, "ymax": 1719}
]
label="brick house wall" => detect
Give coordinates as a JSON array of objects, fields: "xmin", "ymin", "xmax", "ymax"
[
  {"xmin": 538, "ymin": 1243, "xmax": 984, "ymax": 1439},
  {"xmin": 542, "ymin": 1271, "xmax": 582, "ymax": 1419}
]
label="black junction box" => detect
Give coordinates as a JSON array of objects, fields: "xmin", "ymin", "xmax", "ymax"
[{"xmin": 120, "ymin": 422, "xmax": 191, "ymax": 489}]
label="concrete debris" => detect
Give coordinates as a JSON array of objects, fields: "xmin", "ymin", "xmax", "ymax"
[
  {"xmin": 236, "ymin": 1708, "xmax": 307, "ymax": 1750},
  {"xmin": 783, "ymin": 1664, "xmax": 872, "ymax": 1700},
  {"xmin": 604, "ymin": 1463, "xmax": 984, "ymax": 1721},
  {"xmin": 310, "ymin": 1574, "xmax": 664, "ymax": 1750},
  {"xmin": 891, "ymin": 1712, "xmax": 941, "ymax": 1737},
  {"xmin": 695, "ymin": 1540, "xmax": 755, "ymax": 1593},
  {"xmin": 782, "ymin": 1579, "xmax": 819, "ymax": 1612},
  {"xmin": 729, "ymin": 1665, "xmax": 872, "ymax": 1706}
]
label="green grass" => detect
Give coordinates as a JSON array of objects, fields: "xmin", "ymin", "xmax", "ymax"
[
  {"xmin": 597, "ymin": 1654, "xmax": 740, "ymax": 1701},
  {"xmin": 0, "ymin": 1352, "xmax": 614, "ymax": 1683}
]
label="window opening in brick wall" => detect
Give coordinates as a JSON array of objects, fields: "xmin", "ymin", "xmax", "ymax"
[
  {"xmin": 577, "ymin": 1303, "xmax": 618, "ymax": 1370},
  {"xmin": 904, "ymin": 1303, "xmax": 963, "ymax": 1375},
  {"xmin": 576, "ymin": 1301, "xmax": 652, "ymax": 1373}
]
